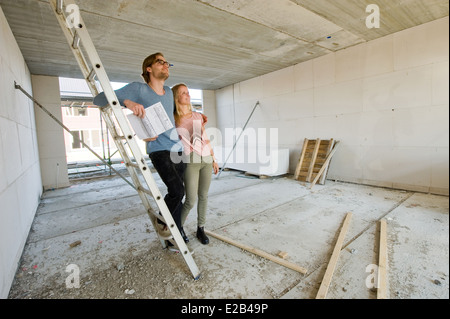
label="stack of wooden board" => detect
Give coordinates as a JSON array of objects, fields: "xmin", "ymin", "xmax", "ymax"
[{"xmin": 294, "ymin": 138, "xmax": 340, "ymax": 187}]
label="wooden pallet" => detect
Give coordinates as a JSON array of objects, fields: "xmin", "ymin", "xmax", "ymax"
[{"xmin": 294, "ymin": 138, "xmax": 339, "ymax": 186}]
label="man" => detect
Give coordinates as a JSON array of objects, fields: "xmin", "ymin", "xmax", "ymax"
[{"xmin": 93, "ymin": 52, "xmax": 189, "ymax": 246}]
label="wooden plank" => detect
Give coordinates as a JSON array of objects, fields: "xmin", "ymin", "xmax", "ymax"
[
  {"xmin": 205, "ymin": 229, "xmax": 308, "ymax": 275},
  {"xmin": 295, "ymin": 138, "xmax": 337, "ymax": 185},
  {"xmin": 294, "ymin": 138, "xmax": 309, "ymax": 180},
  {"xmin": 310, "ymin": 139, "xmax": 328, "ymax": 181},
  {"xmin": 310, "ymin": 141, "xmax": 340, "ymax": 189},
  {"xmin": 306, "ymin": 139, "xmax": 321, "ymax": 182},
  {"xmin": 377, "ymin": 219, "xmax": 388, "ymax": 299},
  {"xmin": 278, "ymin": 251, "xmax": 288, "ymax": 259},
  {"xmin": 316, "ymin": 212, "xmax": 352, "ymax": 299},
  {"xmin": 319, "ymin": 139, "xmax": 334, "ymax": 185}
]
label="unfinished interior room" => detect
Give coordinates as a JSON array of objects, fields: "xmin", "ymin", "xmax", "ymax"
[{"xmin": 0, "ymin": 0, "xmax": 448, "ymax": 301}]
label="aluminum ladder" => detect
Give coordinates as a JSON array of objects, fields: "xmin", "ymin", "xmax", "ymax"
[{"xmin": 49, "ymin": 0, "xmax": 200, "ymax": 279}]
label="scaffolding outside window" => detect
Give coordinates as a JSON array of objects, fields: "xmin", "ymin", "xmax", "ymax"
[
  {"xmin": 71, "ymin": 129, "xmax": 101, "ymax": 150},
  {"xmin": 64, "ymin": 107, "xmax": 88, "ymax": 117}
]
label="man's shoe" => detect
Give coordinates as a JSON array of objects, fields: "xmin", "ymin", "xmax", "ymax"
[
  {"xmin": 196, "ymin": 226, "xmax": 209, "ymax": 245},
  {"xmin": 180, "ymin": 227, "xmax": 189, "ymax": 243}
]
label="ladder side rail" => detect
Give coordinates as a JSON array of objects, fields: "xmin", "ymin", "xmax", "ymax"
[
  {"xmin": 50, "ymin": 0, "xmax": 171, "ymax": 222},
  {"xmin": 100, "ymin": 108, "xmax": 164, "ymax": 234},
  {"xmin": 101, "ymin": 109, "xmax": 153, "ymax": 203},
  {"xmin": 97, "ymin": 86, "xmax": 200, "ymax": 277},
  {"xmin": 50, "ymin": 0, "xmax": 153, "ymax": 212},
  {"xmin": 50, "ymin": 0, "xmax": 200, "ymax": 278},
  {"xmin": 70, "ymin": 16, "xmax": 180, "ymax": 236},
  {"xmin": 51, "ymin": 1, "xmax": 98, "ymax": 96}
]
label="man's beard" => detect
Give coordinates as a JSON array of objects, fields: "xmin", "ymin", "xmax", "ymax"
[{"xmin": 154, "ymin": 70, "xmax": 169, "ymax": 81}]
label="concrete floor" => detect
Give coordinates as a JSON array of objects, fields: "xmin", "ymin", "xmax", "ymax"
[{"xmin": 8, "ymin": 164, "xmax": 449, "ymax": 300}]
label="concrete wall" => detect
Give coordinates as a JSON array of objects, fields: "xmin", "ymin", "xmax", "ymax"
[
  {"xmin": 215, "ymin": 17, "xmax": 449, "ymax": 195},
  {"xmin": 202, "ymin": 89, "xmax": 218, "ymax": 149},
  {"xmin": 32, "ymin": 75, "xmax": 69, "ymax": 190},
  {"xmin": 202, "ymin": 89, "xmax": 217, "ymax": 128},
  {"xmin": 0, "ymin": 7, "xmax": 42, "ymax": 299}
]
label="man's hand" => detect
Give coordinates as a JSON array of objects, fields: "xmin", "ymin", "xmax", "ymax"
[
  {"xmin": 143, "ymin": 136, "xmax": 158, "ymax": 142},
  {"xmin": 143, "ymin": 135, "xmax": 158, "ymax": 142},
  {"xmin": 124, "ymin": 99, "xmax": 145, "ymax": 118}
]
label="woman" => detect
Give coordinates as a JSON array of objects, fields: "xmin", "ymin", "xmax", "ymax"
[{"xmin": 172, "ymin": 83, "xmax": 219, "ymax": 245}]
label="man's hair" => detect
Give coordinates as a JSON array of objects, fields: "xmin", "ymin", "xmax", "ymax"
[{"xmin": 141, "ymin": 52, "xmax": 164, "ymax": 83}]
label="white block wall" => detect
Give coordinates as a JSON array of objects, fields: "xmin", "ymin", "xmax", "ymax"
[
  {"xmin": 32, "ymin": 75, "xmax": 69, "ymax": 190},
  {"xmin": 0, "ymin": 7, "xmax": 42, "ymax": 298},
  {"xmin": 216, "ymin": 17, "xmax": 449, "ymax": 195},
  {"xmin": 202, "ymin": 90, "xmax": 217, "ymax": 129}
]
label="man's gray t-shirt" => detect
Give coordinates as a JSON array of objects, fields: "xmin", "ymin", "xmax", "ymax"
[{"xmin": 93, "ymin": 82, "xmax": 183, "ymax": 155}]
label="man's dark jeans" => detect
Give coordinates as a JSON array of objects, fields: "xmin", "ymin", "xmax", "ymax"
[{"xmin": 149, "ymin": 151, "xmax": 186, "ymax": 231}]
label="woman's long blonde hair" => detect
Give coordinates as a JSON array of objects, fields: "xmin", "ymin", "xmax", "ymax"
[{"xmin": 172, "ymin": 83, "xmax": 193, "ymax": 125}]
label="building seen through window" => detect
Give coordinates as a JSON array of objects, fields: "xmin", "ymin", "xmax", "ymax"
[{"xmin": 59, "ymin": 77, "xmax": 203, "ymax": 164}]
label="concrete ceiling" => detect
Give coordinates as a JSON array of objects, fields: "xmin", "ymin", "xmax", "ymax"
[{"xmin": 1, "ymin": 0, "xmax": 448, "ymax": 90}]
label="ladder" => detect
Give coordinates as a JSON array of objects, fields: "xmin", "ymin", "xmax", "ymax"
[{"xmin": 49, "ymin": 0, "xmax": 200, "ymax": 279}]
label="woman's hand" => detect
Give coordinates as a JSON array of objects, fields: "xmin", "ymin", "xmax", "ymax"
[
  {"xmin": 201, "ymin": 113, "xmax": 208, "ymax": 125},
  {"xmin": 212, "ymin": 161, "xmax": 219, "ymax": 175}
]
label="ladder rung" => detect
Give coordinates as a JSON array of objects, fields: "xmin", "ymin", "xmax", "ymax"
[
  {"xmin": 148, "ymin": 209, "xmax": 167, "ymax": 224},
  {"xmin": 126, "ymin": 162, "xmax": 139, "ymax": 169},
  {"xmin": 72, "ymin": 32, "xmax": 80, "ymax": 49},
  {"xmin": 56, "ymin": 0, "xmax": 63, "ymax": 14},
  {"xmin": 137, "ymin": 186, "xmax": 152, "ymax": 196},
  {"xmin": 113, "ymin": 135, "xmax": 126, "ymax": 140},
  {"xmin": 87, "ymin": 68, "xmax": 96, "ymax": 81}
]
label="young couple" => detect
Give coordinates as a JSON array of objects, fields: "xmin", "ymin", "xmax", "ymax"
[{"xmin": 93, "ymin": 52, "xmax": 219, "ymax": 248}]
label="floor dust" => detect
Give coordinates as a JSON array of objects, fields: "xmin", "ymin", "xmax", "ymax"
[{"xmin": 7, "ymin": 165, "xmax": 449, "ymax": 300}]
